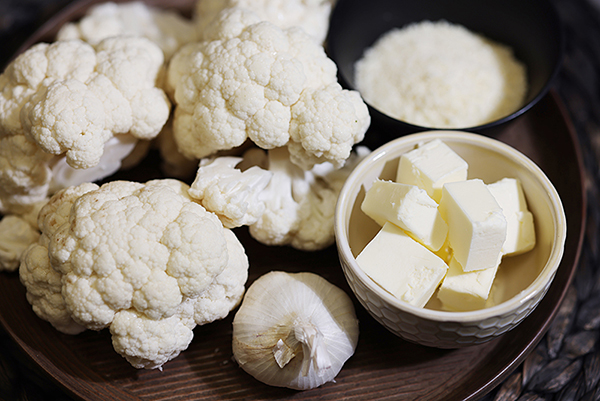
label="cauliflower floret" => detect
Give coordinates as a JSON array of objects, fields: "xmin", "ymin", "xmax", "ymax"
[
  {"xmin": 194, "ymin": 0, "xmax": 336, "ymax": 43},
  {"xmin": 0, "ymin": 37, "xmax": 171, "ymax": 214},
  {"xmin": 0, "ymin": 215, "xmax": 40, "ymax": 271},
  {"xmin": 110, "ymin": 298, "xmax": 196, "ymax": 370},
  {"xmin": 289, "ymin": 83, "xmax": 371, "ymax": 170},
  {"xmin": 20, "ymin": 241, "xmax": 87, "ymax": 335},
  {"xmin": 51, "ymin": 180, "xmax": 228, "ymax": 327},
  {"xmin": 19, "ymin": 179, "xmax": 249, "ymax": 369},
  {"xmin": 1, "ymin": 37, "xmax": 169, "ymax": 167},
  {"xmin": 19, "ymin": 183, "xmax": 98, "ymax": 335},
  {"xmin": 167, "ymin": 7, "xmax": 369, "ymax": 170},
  {"xmin": 111, "ymin": 225, "xmax": 249, "ymax": 370},
  {"xmin": 192, "ymin": 228, "xmax": 248, "ymax": 325},
  {"xmin": 57, "ymin": 1, "xmax": 198, "ymax": 61},
  {"xmin": 191, "ymin": 145, "xmax": 369, "ymax": 251},
  {"xmin": 0, "ymin": 135, "xmax": 53, "ymax": 214},
  {"xmin": 188, "ymin": 156, "xmax": 273, "ymax": 228},
  {"xmin": 20, "ymin": 78, "xmax": 113, "ymax": 168},
  {"xmin": 250, "ymin": 146, "xmax": 370, "ymax": 250}
]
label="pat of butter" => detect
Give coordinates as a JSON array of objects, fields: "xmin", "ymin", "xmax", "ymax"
[
  {"xmin": 488, "ymin": 178, "xmax": 536, "ymax": 256},
  {"xmin": 437, "ymin": 257, "xmax": 499, "ymax": 311},
  {"xmin": 356, "ymin": 222, "xmax": 448, "ymax": 308},
  {"xmin": 396, "ymin": 139, "xmax": 468, "ymax": 202},
  {"xmin": 439, "ymin": 179, "xmax": 507, "ymax": 272},
  {"xmin": 360, "ymin": 179, "xmax": 448, "ymax": 251}
]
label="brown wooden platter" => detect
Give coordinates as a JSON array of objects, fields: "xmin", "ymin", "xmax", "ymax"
[{"xmin": 0, "ymin": 0, "xmax": 587, "ymax": 399}]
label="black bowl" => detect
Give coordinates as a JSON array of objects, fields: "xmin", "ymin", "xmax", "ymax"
[{"xmin": 326, "ymin": 0, "xmax": 564, "ymax": 149}]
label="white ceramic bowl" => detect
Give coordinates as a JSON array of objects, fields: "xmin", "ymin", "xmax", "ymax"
[{"xmin": 335, "ymin": 131, "xmax": 567, "ymax": 348}]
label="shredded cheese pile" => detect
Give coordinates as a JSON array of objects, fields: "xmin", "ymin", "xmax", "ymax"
[{"xmin": 354, "ymin": 20, "xmax": 527, "ymax": 128}]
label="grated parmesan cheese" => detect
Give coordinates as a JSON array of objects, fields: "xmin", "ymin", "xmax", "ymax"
[{"xmin": 354, "ymin": 20, "xmax": 528, "ymax": 128}]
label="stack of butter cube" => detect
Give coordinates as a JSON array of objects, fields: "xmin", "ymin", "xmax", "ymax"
[{"xmin": 357, "ymin": 139, "xmax": 536, "ymax": 311}]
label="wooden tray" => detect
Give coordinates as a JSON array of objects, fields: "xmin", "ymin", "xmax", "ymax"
[{"xmin": 0, "ymin": 0, "xmax": 587, "ymax": 399}]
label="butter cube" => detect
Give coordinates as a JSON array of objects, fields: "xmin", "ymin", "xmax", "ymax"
[
  {"xmin": 356, "ymin": 222, "xmax": 448, "ymax": 308},
  {"xmin": 396, "ymin": 139, "xmax": 468, "ymax": 202},
  {"xmin": 439, "ymin": 179, "xmax": 507, "ymax": 272},
  {"xmin": 488, "ymin": 178, "xmax": 536, "ymax": 256},
  {"xmin": 361, "ymin": 180, "xmax": 448, "ymax": 251},
  {"xmin": 437, "ymin": 257, "xmax": 499, "ymax": 311}
]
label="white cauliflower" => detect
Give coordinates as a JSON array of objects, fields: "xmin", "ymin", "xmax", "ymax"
[
  {"xmin": 0, "ymin": 135, "xmax": 53, "ymax": 214},
  {"xmin": 287, "ymin": 82, "xmax": 371, "ymax": 170},
  {"xmin": 167, "ymin": 7, "xmax": 369, "ymax": 170},
  {"xmin": 53, "ymin": 2, "xmax": 200, "ymax": 181},
  {"xmin": 2, "ymin": 37, "xmax": 170, "ymax": 163},
  {"xmin": 0, "ymin": 215, "xmax": 40, "ymax": 271},
  {"xmin": 57, "ymin": 1, "xmax": 198, "ymax": 61},
  {"xmin": 110, "ymin": 298, "xmax": 196, "ymax": 370},
  {"xmin": 250, "ymin": 146, "xmax": 370, "ymax": 250},
  {"xmin": 188, "ymin": 155, "xmax": 273, "ymax": 228},
  {"xmin": 0, "ymin": 133, "xmax": 148, "ymax": 217},
  {"xmin": 20, "ymin": 182, "xmax": 99, "ymax": 335},
  {"xmin": 0, "ymin": 37, "xmax": 170, "ymax": 214},
  {"xmin": 19, "ymin": 179, "xmax": 249, "ymax": 369},
  {"xmin": 194, "ymin": 0, "xmax": 336, "ymax": 43},
  {"xmin": 110, "ymin": 229, "xmax": 248, "ymax": 369},
  {"xmin": 190, "ymin": 146, "xmax": 370, "ymax": 251},
  {"xmin": 191, "ymin": 228, "xmax": 248, "ymax": 325}
]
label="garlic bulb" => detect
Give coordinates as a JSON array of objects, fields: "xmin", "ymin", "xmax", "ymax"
[{"xmin": 232, "ymin": 271, "xmax": 359, "ymax": 390}]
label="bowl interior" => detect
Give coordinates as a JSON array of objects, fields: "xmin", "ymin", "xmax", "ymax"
[
  {"xmin": 338, "ymin": 132, "xmax": 566, "ymax": 314},
  {"xmin": 327, "ymin": 0, "xmax": 564, "ymax": 133}
]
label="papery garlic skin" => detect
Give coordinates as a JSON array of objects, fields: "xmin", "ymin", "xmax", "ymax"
[{"xmin": 232, "ymin": 271, "xmax": 359, "ymax": 390}]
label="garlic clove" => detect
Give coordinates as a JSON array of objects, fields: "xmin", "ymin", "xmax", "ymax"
[
  {"xmin": 232, "ymin": 271, "xmax": 359, "ymax": 390},
  {"xmin": 273, "ymin": 338, "xmax": 295, "ymax": 368}
]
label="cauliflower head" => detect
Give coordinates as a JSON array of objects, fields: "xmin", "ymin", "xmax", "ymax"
[
  {"xmin": 19, "ymin": 179, "xmax": 249, "ymax": 369},
  {"xmin": 57, "ymin": 1, "xmax": 198, "ymax": 61},
  {"xmin": 110, "ymin": 228, "xmax": 249, "ymax": 370},
  {"xmin": 0, "ymin": 37, "xmax": 170, "ymax": 169},
  {"xmin": 194, "ymin": 0, "xmax": 336, "ymax": 43},
  {"xmin": 0, "ymin": 37, "xmax": 171, "ymax": 214},
  {"xmin": 167, "ymin": 7, "xmax": 369, "ymax": 170}
]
